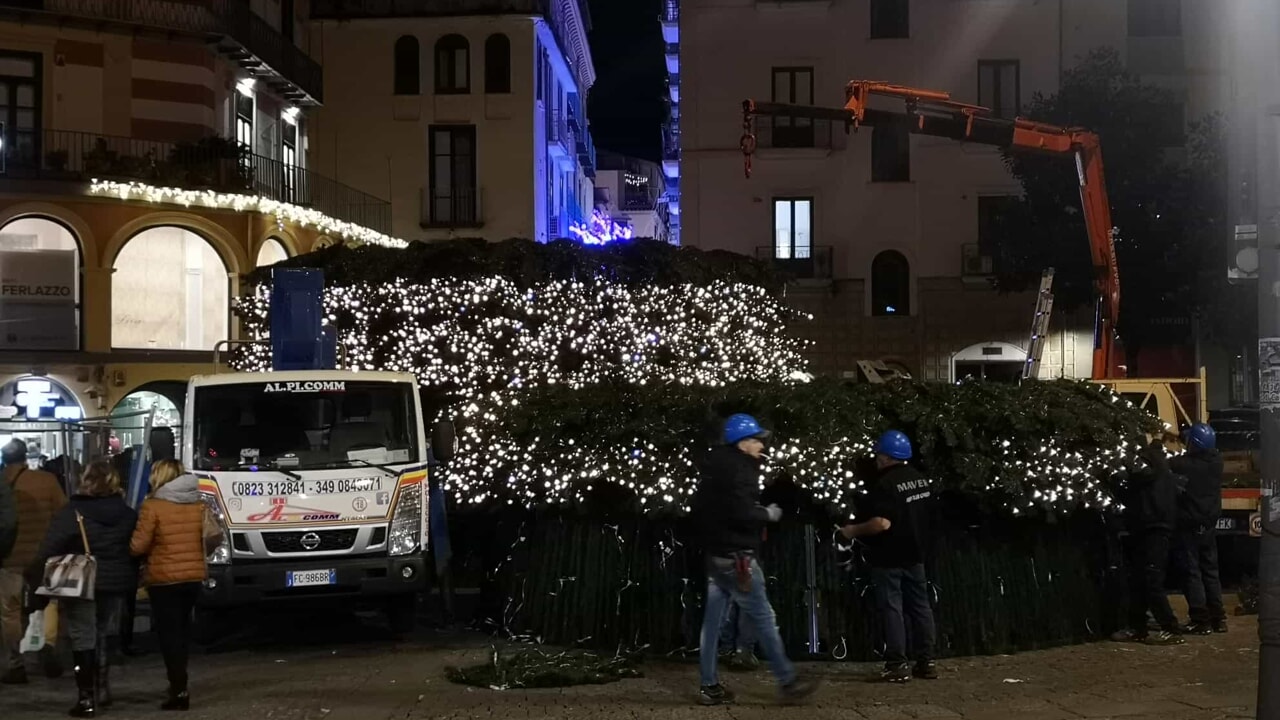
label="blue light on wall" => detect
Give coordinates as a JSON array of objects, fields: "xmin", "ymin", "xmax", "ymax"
[{"xmin": 568, "ymin": 208, "xmax": 635, "ymax": 245}]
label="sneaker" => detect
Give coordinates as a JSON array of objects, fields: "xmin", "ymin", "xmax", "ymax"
[
  {"xmin": 725, "ymin": 649, "xmax": 759, "ymax": 672},
  {"xmin": 1110, "ymin": 629, "xmax": 1144, "ymax": 643},
  {"xmin": 1212, "ymin": 619, "xmax": 1228, "ymax": 634},
  {"xmin": 698, "ymin": 684, "xmax": 735, "ymax": 706},
  {"xmin": 1143, "ymin": 631, "xmax": 1186, "ymax": 646},
  {"xmin": 913, "ymin": 661, "xmax": 939, "ymax": 680},
  {"xmin": 0, "ymin": 666, "xmax": 27, "ymax": 684},
  {"xmin": 880, "ymin": 664, "xmax": 912, "ymax": 683},
  {"xmin": 779, "ymin": 674, "xmax": 821, "ymax": 704},
  {"xmin": 1183, "ymin": 622, "xmax": 1213, "ymax": 636}
]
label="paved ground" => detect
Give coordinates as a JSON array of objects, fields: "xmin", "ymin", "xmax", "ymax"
[{"xmin": 0, "ymin": 609, "xmax": 1260, "ymax": 719}]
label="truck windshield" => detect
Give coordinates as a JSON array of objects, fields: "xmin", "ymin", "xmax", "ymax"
[{"xmin": 192, "ymin": 380, "xmax": 419, "ymax": 471}]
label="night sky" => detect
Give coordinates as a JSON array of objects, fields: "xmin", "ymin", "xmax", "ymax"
[{"xmin": 585, "ymin": 0, "xmax": 667, "ymax": 162}]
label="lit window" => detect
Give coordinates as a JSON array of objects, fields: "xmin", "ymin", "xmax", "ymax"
[
  {"xmin": 773, "ymin": 198, "xmax": 812, "ymax": 259},
  {"xmin": 0, "ymin": 217, "xmax": 81, "ymax": 350},
  {"xmin": 256, "ymin": 238, "xmax": 289, "ymax": 268},
  {"xmin": 112, "ymin": 227, "xmax": 228, "ymax": 351}
]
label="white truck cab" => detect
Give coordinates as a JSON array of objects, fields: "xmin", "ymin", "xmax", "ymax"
[{"xmin": 183, "ymin": 369, "xmax": 450, "ymax": 631}]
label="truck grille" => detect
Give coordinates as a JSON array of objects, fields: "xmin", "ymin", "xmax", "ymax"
[{"xmin": 263, "ymin": 529, "xmax": 359, "ymax": 553}]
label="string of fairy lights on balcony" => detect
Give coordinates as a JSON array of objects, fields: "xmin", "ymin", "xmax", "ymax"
[{"xmin": 89, "ymin": 180, "xmax": 409, "ymax": 249}]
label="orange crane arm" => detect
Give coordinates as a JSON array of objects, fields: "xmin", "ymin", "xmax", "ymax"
[{"xmin": 741, "ymin": 81, "xmax": 1123, "ymax": 380}]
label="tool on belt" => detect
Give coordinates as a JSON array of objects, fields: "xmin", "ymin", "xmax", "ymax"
[{"xmin": 735, "ymin": 553, "xmax": 752, "ymax": 593}]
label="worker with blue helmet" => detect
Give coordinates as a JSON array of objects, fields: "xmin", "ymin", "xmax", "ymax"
[
  {"xmin": 690, "ymin": 413, "xmax": 818, "ymax": 706},
  {"xmin": 1171, "ymin": 422, "xmax": 1226, "ymax": 634},
  {"xmin": 840, "ymin": 429, "xmax": 938, "ymax": 683}
]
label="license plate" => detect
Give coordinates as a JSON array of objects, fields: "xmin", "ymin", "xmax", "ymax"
[
  {"xmin": 286, "ymin": 569, "xmax": 336, "ymax": 588},
  {"xmin": 1216, "ymin": 517, "xmax": 1235, "ymax": 531}
]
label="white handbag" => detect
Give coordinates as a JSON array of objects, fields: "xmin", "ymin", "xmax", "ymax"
[{"xmin": 34, "ymin": 512, "xmax": 97, "ymax": 601}]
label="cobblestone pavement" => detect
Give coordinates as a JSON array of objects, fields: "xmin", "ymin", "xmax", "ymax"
[{"xmin": 0, "ymin": 611, "xmax": 1259, "ymax": 720}]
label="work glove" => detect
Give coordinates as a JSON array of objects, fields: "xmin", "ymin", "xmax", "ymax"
[{"xmin": 765, "ymin": 504, "xmax": 783, "ymax": 522}]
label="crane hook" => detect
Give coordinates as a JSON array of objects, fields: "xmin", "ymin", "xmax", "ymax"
[{"xmin": 741, "ymin": 102, "xmax": 757, "ymax": 179}]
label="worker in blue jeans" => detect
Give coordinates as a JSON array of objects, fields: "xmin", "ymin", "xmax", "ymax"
[
  {"xmin": 841, "ymin": 430, "xmax": 939, "ymax": 683},
  {"xmin": 719, "ymin": 599, "xmax": 758, "ymax": 670},
  {"xmin": 692, "ymin": 414, "xmax": 818, "ymax": 706}
]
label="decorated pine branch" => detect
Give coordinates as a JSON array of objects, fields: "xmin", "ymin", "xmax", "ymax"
[{"xmin": 448, "ymin": 378, "xmax": 1159, "ymax": 515}]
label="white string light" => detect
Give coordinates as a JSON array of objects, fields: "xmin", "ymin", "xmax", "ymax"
[{"xmin": 89, "ymin": 180, "xmax": 409, "ymax": 249}]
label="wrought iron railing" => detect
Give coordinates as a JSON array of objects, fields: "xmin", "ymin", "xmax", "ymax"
[
  {"xmin": 662, "ymin": 0, "xmax": 679, "ymax": 23},
  {"xmin": 5, "ymin": 129, "xmax": 390, "ymax": 233},
  {"xmin": 0, "ymin": 0, "xmax": 322, "ymax": 101},
  {"xmin": 546, "ymin": 110, "xmax": 575, "ymax": 152},
  {"xmin": 420, "ymin": 185, "xmax": 482, "ymax": 228}
]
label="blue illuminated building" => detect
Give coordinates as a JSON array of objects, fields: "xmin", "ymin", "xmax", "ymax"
[{"xmin": 662, "ymin": 0, "xmax": 681, "ymax": 245}]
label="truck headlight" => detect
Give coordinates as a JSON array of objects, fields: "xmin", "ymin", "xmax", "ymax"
[
  {"xmin": 201, "ymin": 493, "xmax": 232, "ymax": 565},
  {"xmin": 388, "ymin": 480, "xmax": 422, "ymax": 556}
]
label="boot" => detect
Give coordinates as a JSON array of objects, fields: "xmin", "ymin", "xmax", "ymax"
[
  {"xmin": 69, "ymin": 650, "xmax": 96, "ymax": 718},
  {"xmin": 97, "ymin": 651, "xmax": 112, "ymax": 708},
  {"xmin": 160, "ymin": 688, "xmax": 190, "ymax": 711}
]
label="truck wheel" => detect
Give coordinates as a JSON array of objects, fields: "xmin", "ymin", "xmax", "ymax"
[{"xmin": 385, "ymin": 595, "xmax": 417, "ymax": 635}]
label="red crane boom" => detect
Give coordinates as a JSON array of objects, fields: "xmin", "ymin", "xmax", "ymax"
[{"xmin": 741, "ymin": 80, "xmax": 1123, "ymax": 380}]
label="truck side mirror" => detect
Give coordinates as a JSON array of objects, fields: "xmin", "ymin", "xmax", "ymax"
[{"xmin": 431, "ymin": 421, "xmax": 457, "ymax": 464}]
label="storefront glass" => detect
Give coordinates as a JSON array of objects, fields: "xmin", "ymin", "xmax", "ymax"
[
  {"xmin": 0, "ymin": 217, "xmax": 81, "ymax": 350},
  {"xmin": 112, "ymin": 226, "xmax": 229, "ymax": 350}
]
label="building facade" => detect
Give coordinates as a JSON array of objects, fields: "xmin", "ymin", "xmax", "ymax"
[
  {"xmin": 662, "ymin": 0, "xmax": 681, "ymax": 245},
  {"xmin": 309, "ymin": 0, "xmax": 598, "ymax": 244},
  {"xmin": 680, "ymin": 0, "xmax": 1231, "ymax": 384},
  {"xmin": 594, "ymin": 151, "xmax": 669, "ymax": 243},
  {"xmin": 0, "ymin": 1, "xmax": 390, "ymax": 463}
]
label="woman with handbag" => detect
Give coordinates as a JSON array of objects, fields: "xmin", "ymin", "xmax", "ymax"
[
  {"xmin": 31, "ymin": 460, "xmax": 137, "ymax": 717},
  {"xmin": 130, "ymin": 459, "xmax": 208, "ymax": 711}
]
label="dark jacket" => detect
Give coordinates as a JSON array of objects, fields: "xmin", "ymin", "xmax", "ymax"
[
  {"xmin": 1120, "ymin": 443, "xmax": 1178, "ymax": 533},
  {"xmin": 1171, "ymin": 448, "xmax": 1224, "ymax": 529},
  {"xmin": 860, "ymin": 462, "xmax": 935, "ymax": 568},
  {"xmin": 34, "ymin": 495, "xmax": 138, "ymax": 595},
  {"xmin": 691, "ymin": 446, "xmax": 770, "ymax": 557}
]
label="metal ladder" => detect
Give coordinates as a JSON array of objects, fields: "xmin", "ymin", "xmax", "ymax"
[{"xmin": 1022, "ymin": 268, "xmax": 1055, "ymax": 380}]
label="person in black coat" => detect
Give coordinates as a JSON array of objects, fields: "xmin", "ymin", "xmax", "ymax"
[
  {"xmin": 690, "ymin": 414, "xmax": 818, "ymax": 707},
  {"xmin": 1172, "ymin": 423, "xmax": 1227, "ymax": 634},
  {"xmin": 30, "ymin": 460, "xmax": 138, "ymax": 716},
  {"xmin": 1111, "ymin": 440, "xmax": 1184, "ymax": 646}
]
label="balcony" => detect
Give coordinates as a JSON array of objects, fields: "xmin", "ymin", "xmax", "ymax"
[
  {"xmin": 756, "ymin": 245, "xmax": 834, "ymax": 281},
  {"xmin": 420, "ymin": 186, "xmax": 483, "ymax": 229},
  {"xmin": 0, "ymin": 0, "xmax": 323, "ymax": 104},
  {"xmin": 576, "ymin": 131, "xmax": 597, "ymax": 178},
  {"xmin": 2, "ymin": 129, "xmax": 390, "ymax": 232},
  {"xmin": 621, "ymin": 190, "xmax": 661, "ymax": 212},
  {"xmin": 961, "ymin": 243, "xmax": 994, "ymax": 283},
  {"xmin": 665, "ymin": 42, "xmax": 679, "ymax": 74},
  {"xmin": 754, "ymin": 118, "xmax": 847, "ymax": 152},
  {"xmin": 546, "ymin": 110, "xmax": 576, "ymax": 158},
  {"xmin": 661, "ymin": 0, "xmax": 678, "ymax": 42},
  {"xmin": 314, "ymin": 0, "xmax": 550, "ymax": 17},
  {"xmin": 668, "ymin": 73, "xmax": 680, "ymax": 103}
]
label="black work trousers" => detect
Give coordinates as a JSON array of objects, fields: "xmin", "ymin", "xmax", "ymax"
[
  {"xmin": 1178, "ymin": 526, "xmax": 1225, "ymax": 625},
  {"xmin": 1124, "ymin": 530, "xmax": 1178, "ymax": 634},
  {"xmin": 870, "ymin": 564, "xmax": 936, "ymax": 667},
  {"xmin": 148, "ymin": 583, "xmax": 200, "ymax": 693}
]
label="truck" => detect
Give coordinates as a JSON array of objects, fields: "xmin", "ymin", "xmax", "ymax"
[
  {"xmin": 740, "ymin": 81, "xmax": 1262, "ymax": 542},
  {"xmin": 184, "ymin": 369, "xmax": 454, "ymax": 633}
]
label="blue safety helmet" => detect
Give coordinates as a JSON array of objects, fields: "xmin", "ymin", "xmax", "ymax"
[
  {"xmin": 723, "ymin": 414, "xmax": 770, "ymax": 445},
  {"xmin": 875, "ymin": 430, "xmax": 913, "ymax": 461},
  {"xmin": 1185, "ymin": 423, "xmax": 1216, "ymax": 451}
]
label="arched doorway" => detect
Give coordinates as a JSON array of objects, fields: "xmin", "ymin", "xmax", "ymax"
[
  {"xmin": 952, "ymin": 342, "xmax": 1026, "ymax": 383},
  {"xmin": 112, "ymin": 226, "xmax": 229, "ymax": 350},
  {"xmin": 0, "ymin": 375, "xmax": 86, "ymax": 469},
  {"xmin": 256, "ymin": 237, "xmax": 289, "ymax": 267},
  {"xmin": 110, "ymin": 381, "xmax": 186, "ymax": 459},
  {"xmin": 0, "ymin": 216, "xmax": 82, "ymax": 350}
]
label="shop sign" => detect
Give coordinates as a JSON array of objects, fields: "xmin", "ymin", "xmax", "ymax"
[
  {"xmin": 0, "ymin": 250, "xmax": 77, "ymax": 350},
  {"xmin": 0, "ymin": 378, "xmax": 82, "ymax": 421}
]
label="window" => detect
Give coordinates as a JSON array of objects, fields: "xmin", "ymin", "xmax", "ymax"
[
  {"xmin": 871, "ymin": 123, "xmax": 910, "ymax": 182},
  {"xmin": 870, "ymin": 0, "xmax": 909, "ymax": 39},
  {"xmin": 978, "ymin": 195, "xmax": 1019, "ymax": 249},
  {"xmin": 1127, "ymin": 0, "xmax": 1181, "ymax": 37},
  {"xmin": 435, "ymin": 34, "xmax": 470, "ymax": 94},
  {"xmin": 112, "ymin": 227, "xmax": 229, "ymax": 351},
  {"xmin": 871, "ymin": 250, "xmax": 910, "ymax": 316},
  {"xmin": 393, "ymin": 35, "xmax": 420, "ymax": 95},
  {"xmin": 0, "ymin": 52, "xmax": 41, "ymax": 170},
  {"xmin": 428, "ymin": 126, "xmax": 478, "ymax": 226},
  {"xmin": 485, "ymin": 34, "xmax": 511, "ymax": 94},
  {"xmin": 978, "ymin": 60, "xmax": 1020, "ymax": 119},
  {"xmin": 773, "ymin": 198, "xmax": 813, "ymax": 259},
  {"xmin": 770, "ymin": 67, "xmax": 815, "ymax": 148},
  {"xmin": 281, "ymin": 118, "xmax": 298, "ymax": 201},
  {"xmin": 256, "ymin": 238, "xmax": 289, "ymax": 268},
  {"xmin": 235, "ymin": 90, "xmax": 254, "ymax": 149},
  {"xmin": 0, "ymin": 217, "xmax": 80, "ymax": 350}
]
